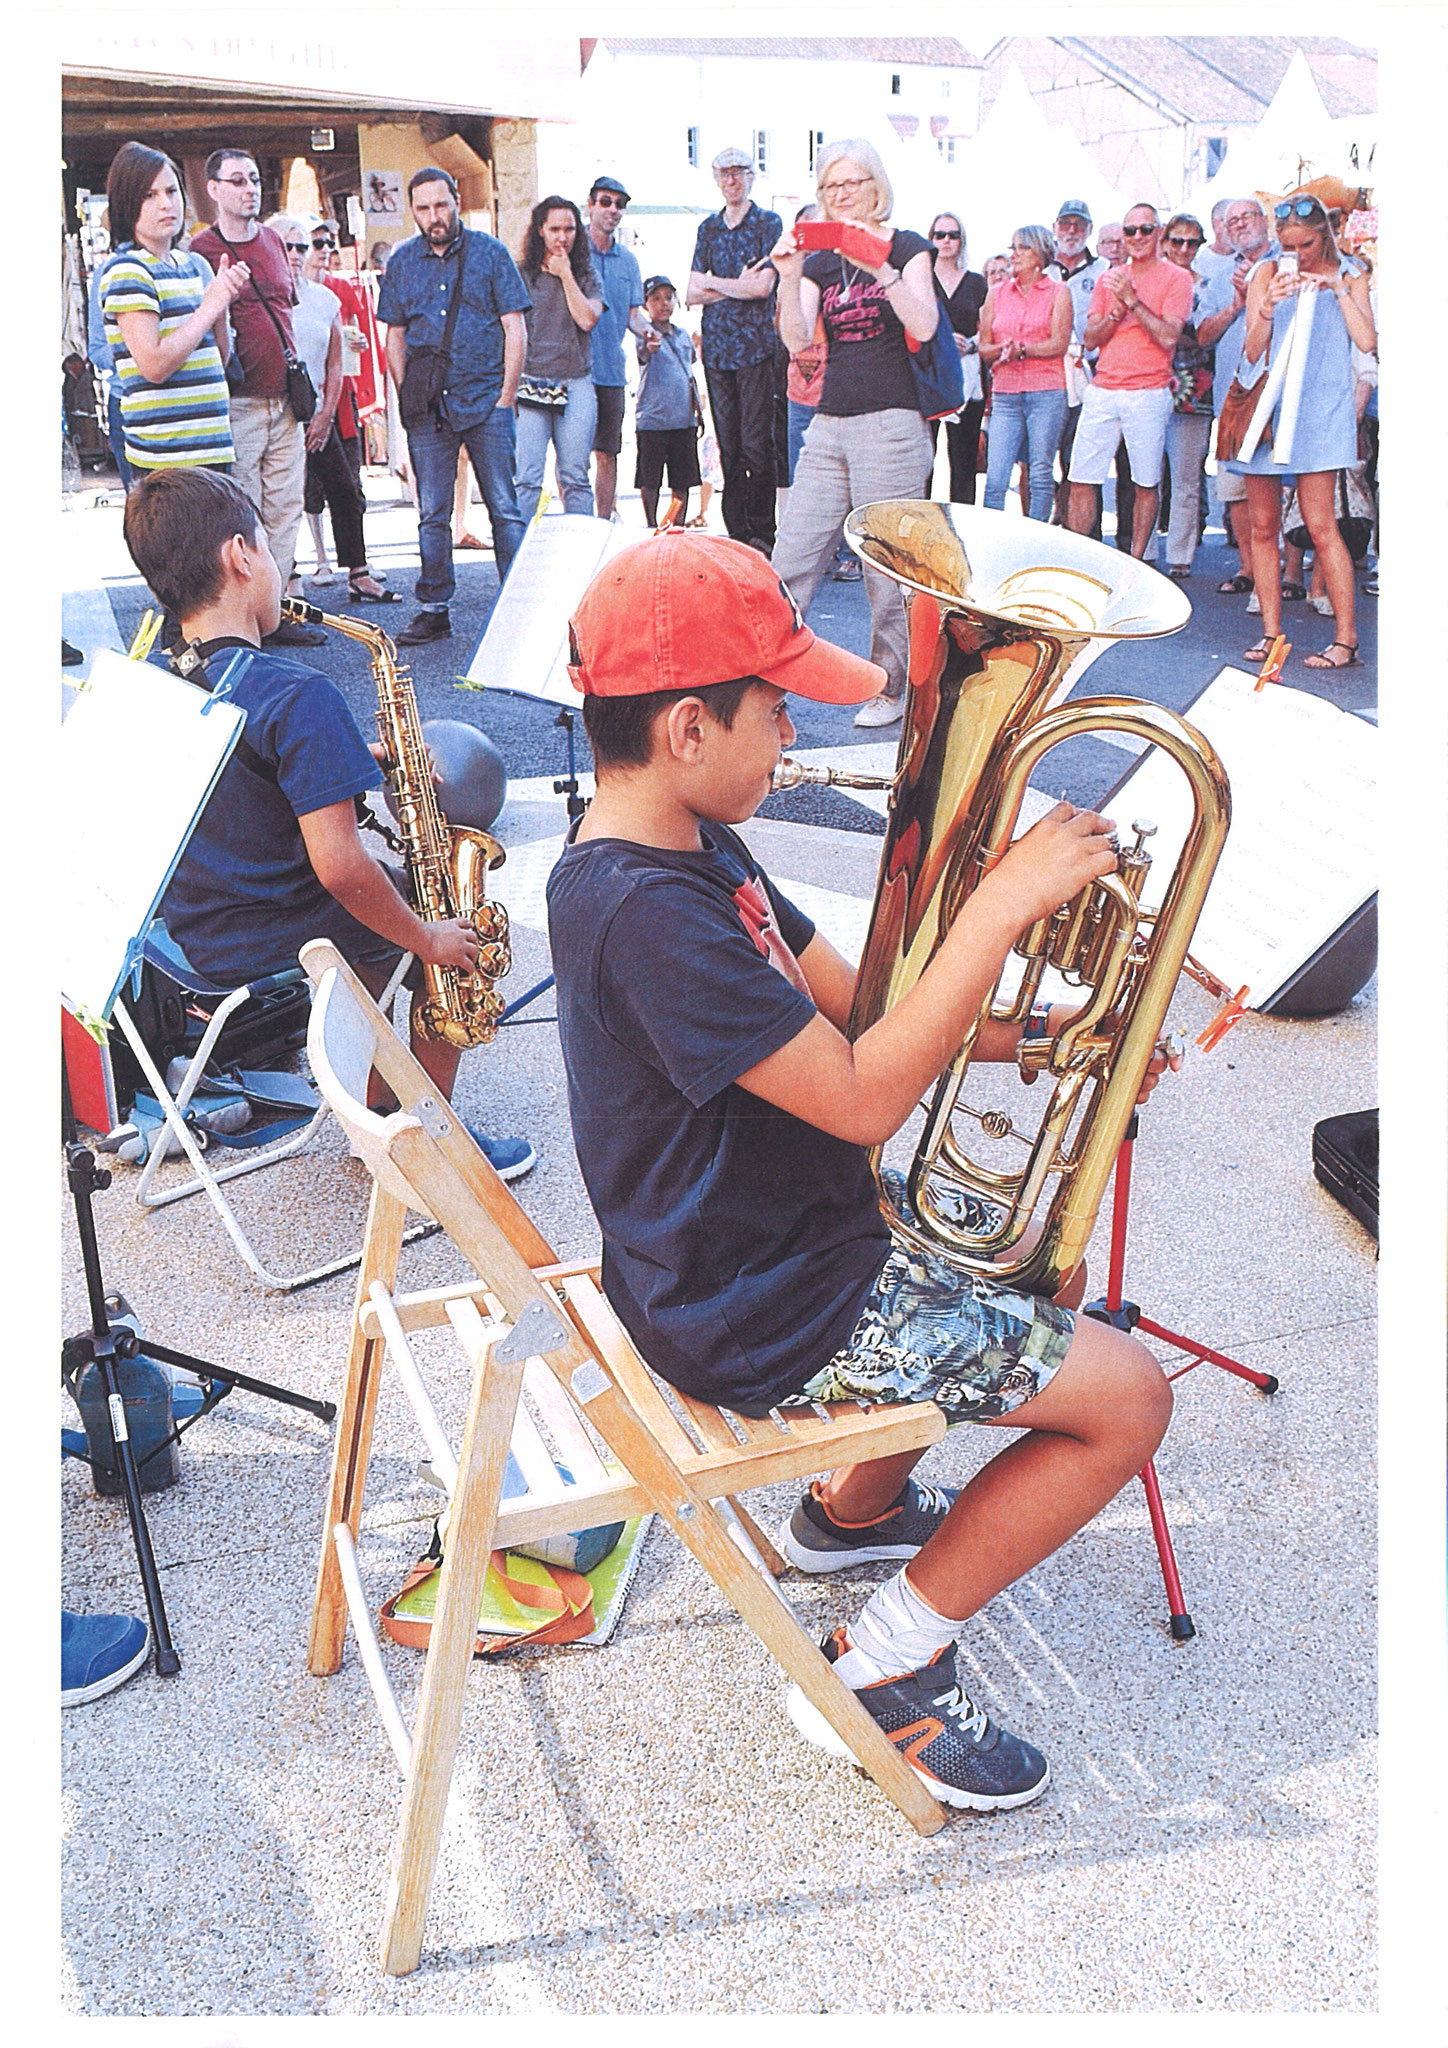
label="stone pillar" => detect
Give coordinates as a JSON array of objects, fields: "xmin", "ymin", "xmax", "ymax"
[{"xmin": 490, "ymin": 119, "xmax": 538, "ymax": 254}]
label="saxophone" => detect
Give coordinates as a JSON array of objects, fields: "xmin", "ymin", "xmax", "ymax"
[
  {"xmin": 772, "ymin": 502, "xmax": 1231, "ymax": 1297},
  {"xmin": 281, "ymin": 599, "xmax": 512, "ymax": 1047}
]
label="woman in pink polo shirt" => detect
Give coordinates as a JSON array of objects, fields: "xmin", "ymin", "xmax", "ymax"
[{"xmin": 978, "ymin": 226, "xmax": 1072, "ymax": 520}]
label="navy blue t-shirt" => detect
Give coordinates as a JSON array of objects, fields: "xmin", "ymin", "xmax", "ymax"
[
  {"xmin": 546, "ymin": 823, "xmax": 890, "ymax": 1414},
  {"xmin": 160, "ymin": 639, "xmax": 385, "ymax": 984}
]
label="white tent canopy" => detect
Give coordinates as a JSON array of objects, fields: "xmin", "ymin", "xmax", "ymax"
[{"xmin": 1194, "ymin": 50, "xmax": 1372, "ymax": 215}]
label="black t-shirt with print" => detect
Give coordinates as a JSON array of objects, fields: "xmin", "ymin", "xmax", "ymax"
[
  {"xmin": 546, "ymin": 822, "xmax": 889, "ymax": 1414},
  {"xmin": 804, "ymin": 227, "xmax": 934, "ymax": 416}
]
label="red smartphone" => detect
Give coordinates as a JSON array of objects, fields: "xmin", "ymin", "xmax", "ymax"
[{"xmin": 794, "ymin": 221, "xmax": 849, "ymax": 250}]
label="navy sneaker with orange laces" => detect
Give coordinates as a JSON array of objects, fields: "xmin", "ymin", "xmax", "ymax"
[{"xmin": 787, "ymin": 1631, "xmax": 1051, "ymax": 1810}]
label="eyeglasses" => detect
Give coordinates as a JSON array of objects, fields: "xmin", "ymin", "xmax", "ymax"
[
  {"xmin": 311, "ymin": 241, "xmax": 335, "ymax": 253},
  {"xmin": 1166, "ymin": 235, "xmax": 1205, "ymax": 249},
  {"xmin": 283, "ymin": 240, "xmax": 309, "ymax": 253},
  {"xmin": 1121, "ymin": 222, "xmax": 1157, "ymax": 238},
  {"xmin": 820, "ymin": 177, "xmax": 871, "ymax": 198},
  {"xmin": 594, "ymin": 194, "xmax": 627, "ymax": 210},
  {"xmin": 931, "ymin": 228, "xmax": 961, "ymax": 241},
  {"xmin": 215, "ymin": 173, "xmax": 261, "ymax": 188},
  {"xmin": 1224, "ymin": 210, "xmax": 1264, "ymax": 229},
  {"xmin": 1275, "ymin": 197, "xmax": 1325, "ymax": 222}
]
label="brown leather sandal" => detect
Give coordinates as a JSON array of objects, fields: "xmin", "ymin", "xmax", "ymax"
[{"xmin": 1303, "ymin": 641, "xmax": 1361, "ymax": 670}]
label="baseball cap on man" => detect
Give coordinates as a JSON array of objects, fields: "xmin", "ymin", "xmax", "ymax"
[
  {"xmin": 590, "ymin": 174, "xmax": 631, "ymax": 202},
  {"xmin": 569, "ymin": 531, "xmax": 885, "ymax": 705},
  {"xmin": 1055, "ymin": 199, "xmax": 1093, "ymax": 225},
  {"xmin": 712, "ymin": 146, "xmax": 754, "ymax": 173}
]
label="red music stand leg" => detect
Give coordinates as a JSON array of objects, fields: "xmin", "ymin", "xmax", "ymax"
[
  {"xmin": 1085, "ymin": 1116, "xmax": 1278, "ymax": 1639},
  {"xmin": 1139, "ymin": 1456, "xmax": 1195, "ymax": 1640}
]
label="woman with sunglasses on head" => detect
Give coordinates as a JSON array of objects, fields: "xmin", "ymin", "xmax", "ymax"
[
  {"xmin": 270, "ymin": 214, "xmax": 394, "ymax": 602},
  {"xmin": 977, "ymin": 226, "xmax": 1072, "ymax": 522},
  {"xmin": 771, "ymin": 139, "xmax": 940, "ymax": 727},
  {"xmin": 925, "ymin": 213, "xmax": 987, "ymax": 503},
  {"xmin": 1157, "ymin": 214, "xmax": 1215, "ymax": 581},
  {"xmin": 1226, "ymin": 192, "xmax": 1376, "ymax": 670}
]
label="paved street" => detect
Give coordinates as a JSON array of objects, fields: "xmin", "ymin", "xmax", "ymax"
[{"xmin": 59, "ymin": 468, "xmax": 1379, "ymax": 2016}]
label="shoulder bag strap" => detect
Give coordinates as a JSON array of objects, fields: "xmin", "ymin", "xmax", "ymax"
[
  {"xmin": 211, "ymin": 227, "xmax": 299, "ymax": 361},
  {"xmin": 436, "ymin": 232, "xmax": 471, "ymax": 362}
]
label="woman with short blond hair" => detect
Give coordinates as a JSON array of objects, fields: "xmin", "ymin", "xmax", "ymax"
[{"xmin": 771, "ymin": 139, "xmax": 939, "ymax": 727}]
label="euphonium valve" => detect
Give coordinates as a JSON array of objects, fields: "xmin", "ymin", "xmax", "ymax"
[{"xmin": 810, "ymin": 504, "xmax": 1229, "ymax": 1297}]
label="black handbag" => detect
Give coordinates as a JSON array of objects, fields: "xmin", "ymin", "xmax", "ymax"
[
  {"xmin": 400, "ymin": 237, "xmax": 470, "ymax": 429},
  {"xmin": 211, "ymin": 228, "xmax": 316, "ymax": 421}
]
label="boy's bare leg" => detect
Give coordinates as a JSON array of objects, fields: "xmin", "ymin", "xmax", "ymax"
[{"xmin": 824, "ymin": 1315, "xmax": 1169, "ymax": 1623}]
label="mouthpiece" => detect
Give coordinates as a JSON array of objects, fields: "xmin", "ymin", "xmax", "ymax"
[{"xmin": 772, "ymin": 757, "xmax": 895, "ymax": 794}]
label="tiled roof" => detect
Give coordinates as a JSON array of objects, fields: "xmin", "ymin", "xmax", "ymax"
[
  {"xmin": 601, "ymin": 38, "xmax": 982, "ymax": 69},
  {"xmin": 987, "ymin": 36, "xmax": 1375, "ymax": 122}
]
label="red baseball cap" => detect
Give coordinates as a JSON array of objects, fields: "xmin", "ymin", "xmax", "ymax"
[{"xmin": 568, "ymin": 530, "xmax": 886, "ymax": 704}]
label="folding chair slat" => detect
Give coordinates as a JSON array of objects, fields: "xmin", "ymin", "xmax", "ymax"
[
  {"xmin": 509, "ymin": 1396, "xmax": 568, "ymax": 1501},
  {"xmin": 523, "ymin": 1357, "xmax": 611, "ymax": 1485},
  {"xmin": 558, "ymin": 1276, "xmax": 705, "ymax": 1459},
  {"xmin": 674, "ymin": 1395, "xmax": 748, "ymax": 1451},
  {"xmin": 492, "ymin": 1478, "xmax": 646, "ymax": 1548}
]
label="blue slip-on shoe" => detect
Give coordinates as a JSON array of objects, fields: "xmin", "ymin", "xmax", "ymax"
[
  {"xmin": 780, "ymin": 1478, "xmax": 958, "ymax": 1573},
  {"xmin": 61, "ymin": 1610, "xmax": 150, "ymax": 1706},
  {"xmin": 466, "ymin": 1129, "xmax": 538, "ymax": 1183},
  {"xmin": 786, "ymin": 1631, "xmax": 1051, "ymax": 1810}
]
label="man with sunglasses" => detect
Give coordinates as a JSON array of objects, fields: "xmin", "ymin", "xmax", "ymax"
[
  {"xmin": 586, "ymin": 176, "xmax": 648, "ymax": 520},
  {"xmin": 687, "ymin": 147, "xmax": 784, "ymax": 553},
  {"xmin": 193, "ymin": 149, "xmax": 323, "ymax": 646},
  {"xmin": 1066, "ymin": 204, "xmax": 1191, "ymax": 558}
]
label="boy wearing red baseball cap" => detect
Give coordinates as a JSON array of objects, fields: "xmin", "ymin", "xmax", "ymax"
[{"xmin": 546, "ymin": 530, "xmax": 1171, "ymax": 1812}]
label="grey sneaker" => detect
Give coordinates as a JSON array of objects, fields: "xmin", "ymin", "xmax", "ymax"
[
  {"xmin": 780, "ymin": 1478, "xmax": 957, "ymax": 1573},
  {"xmin": 787, "ymin": 1631, "xmax": 1051, "ymax": 1810}
]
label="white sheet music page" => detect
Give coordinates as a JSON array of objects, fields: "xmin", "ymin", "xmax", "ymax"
[
  {"xmin": 464, "ymin": 513, "xmax": 648, "ymax": 706},
  {"xmin": 60, "ymin": 649, "xmax": 244, "ymax": 1022},
  {"xmin": 1101, "ymin": 668, "xmax": 1376, "ymax": 1011}
]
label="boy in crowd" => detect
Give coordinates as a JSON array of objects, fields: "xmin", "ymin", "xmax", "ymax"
[
  {"xmin": 634, "ymin": 276, "xmax": 703, "ymax": 529},
  {"xmin": 546, "ymin": 530, "xmax": 1173, "ymax": 1810},
  {"xmin": 120, "ymin": 466, "xmax": 534, "ymax": 1179}
]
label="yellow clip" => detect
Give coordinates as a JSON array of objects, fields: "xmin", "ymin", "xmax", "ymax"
[{"xmin": 128, "ymin": 609, "xmax": 162, "ymax": 661}]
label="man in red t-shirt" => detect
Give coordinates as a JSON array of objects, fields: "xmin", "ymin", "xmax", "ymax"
[
  {"xmin": 192, "ymin": 148, "xmax": 322, "ymax": 647},
  {"xmin": 1065, "ymin": 204, "xmax": 1191, "ymax": 558}
]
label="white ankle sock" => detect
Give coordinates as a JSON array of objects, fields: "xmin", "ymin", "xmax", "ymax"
[{"xmin": 832, "ymin": 1567, "xmax": 960, "ymax": 1687}]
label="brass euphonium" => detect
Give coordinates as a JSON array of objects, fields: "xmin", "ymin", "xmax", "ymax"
[
  {"xmin": 280, "ymin": 598, "xmax": 511, "ymax": 1047},
  {"xmin": 773, "ymin": 503, "xmax": 1231, "ymax": 1297}
]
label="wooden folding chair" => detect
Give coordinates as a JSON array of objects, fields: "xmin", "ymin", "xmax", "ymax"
[{"xmin": 300, "ymin": 940, "xmax": 950, "ymax": 1977}]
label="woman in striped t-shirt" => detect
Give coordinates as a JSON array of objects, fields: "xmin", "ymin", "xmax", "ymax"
[{"xmin": 102, "ymin": 141, "xmax": 248, "ymax": 475}]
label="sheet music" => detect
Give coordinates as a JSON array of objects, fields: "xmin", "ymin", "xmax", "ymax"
[
  {"xmin": 1101, "ymin": 667, "xmax": 1376, "ymax": 1009},
  {"xmin": 60, "ymin": 649, "xmax": 244, "ymax": 1021},
  {"xmin": 464, "ymin": 513, "xmax": 647, "ymax": 706}
]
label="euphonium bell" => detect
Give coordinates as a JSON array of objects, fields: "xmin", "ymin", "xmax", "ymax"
[{"xmin": 776, "ymin": 502, "xmax": 1230, "ymax": 1298}]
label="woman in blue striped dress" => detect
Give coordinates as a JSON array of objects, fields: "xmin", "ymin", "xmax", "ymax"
[{"xmin": 101, "ymin": 142, "xmax": 248, "ymax": 479}]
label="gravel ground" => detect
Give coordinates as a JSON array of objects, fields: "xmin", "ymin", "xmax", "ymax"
[{"xmin": 59, "ymin": 797, "xmax": 1378, "ymax": 2016}]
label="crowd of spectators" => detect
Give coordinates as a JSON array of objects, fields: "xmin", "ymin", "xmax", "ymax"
[{"xmin": 81, "ymin": 136, "xmax": 1379, "ymax": 685}]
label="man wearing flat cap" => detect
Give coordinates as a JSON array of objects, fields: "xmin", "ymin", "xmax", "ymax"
[{"xmin": 687, "ymin": 146, "xmax": 783, "ymax": 553}]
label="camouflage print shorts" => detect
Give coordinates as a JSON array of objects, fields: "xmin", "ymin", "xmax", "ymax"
[{"xmin": 785, "ymin": 1171, "xmax": 1075, "ymax": 1426}]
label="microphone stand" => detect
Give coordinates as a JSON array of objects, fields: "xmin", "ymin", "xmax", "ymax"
[{"xmin": 494, "ymin": 708, "xmax": 585, "ymax": 1027}]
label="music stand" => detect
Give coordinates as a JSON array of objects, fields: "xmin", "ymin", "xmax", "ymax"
[{"xmin": 1084, "ymin": 1111, "xmax": 1279, "ymax": 1641}]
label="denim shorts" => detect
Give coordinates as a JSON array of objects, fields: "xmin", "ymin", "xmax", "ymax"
[{"xmin": 783, "ymin": 1173, "xmax": 1074, "ymax": 1425}]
